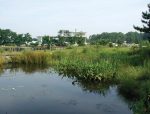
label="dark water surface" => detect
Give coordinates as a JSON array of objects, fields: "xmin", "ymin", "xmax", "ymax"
[{"xmin": 0, "ymin": 67, "xmax": 132, "ymax": 114}]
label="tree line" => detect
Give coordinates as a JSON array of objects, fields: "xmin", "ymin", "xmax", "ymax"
[
  {"xmin": 42, "ymin": 36, "xmax": 85, "ymax": 47},
  {"xmin": 0, "ymin": 28, "xmax": 148, "ymax": 47},
  {"xmin": 0, "ymin": 28, "xmax": 32, "ymax": 46},
  {"xmin": 89, "ymin": 32, "xmax": 149, "ymax": 45},
  {"xmin": 0, "ymin": 28, "xmax": 86, "ymax": 47}
]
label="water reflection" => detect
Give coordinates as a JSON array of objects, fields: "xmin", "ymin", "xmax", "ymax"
[
  {"xmin": 3, "ymin": 64, "xmax": 49, "ymax": 74},
  {"xmin": 56, "ymin": 70, "xmax": 114, "ymax": 96},
  {"xmin": 118, "ymin": 80, "xmax": 150, "ymax": 114},
  {"xmin": 0, "ymin": 66, "xmax": 132, "ymax": 114},
  {"xmin": 0, "ymin": 68, "xmax": 4, "ymax": 75},
  {"xmin": 72, "ymin": 80, "xmax": 111, "ymax": 96}
]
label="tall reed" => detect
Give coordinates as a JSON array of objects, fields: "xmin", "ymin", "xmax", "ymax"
[{"xmin": 11, "ymin": 51, "xmax": 51, "ymax": 65}]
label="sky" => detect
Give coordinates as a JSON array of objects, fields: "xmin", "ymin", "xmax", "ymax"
[{"xmin": 0, "ymin": 0, "xmax": 149, "ymax": 37}]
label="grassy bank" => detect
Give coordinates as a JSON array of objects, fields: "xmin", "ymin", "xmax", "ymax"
[
  {"xmin": 9, "ymin": 51, "xmax": 51, "ymax": 65},
  {"xmin": 0, "ymin": 45, "xmax": 149, "ymax": 82},
  {"xmin": 52, "ymin": 45, "xmax": 150, "ymax": 82}
]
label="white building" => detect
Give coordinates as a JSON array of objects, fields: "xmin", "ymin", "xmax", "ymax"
[
  {"xmin": 37, "ymin": 36, "xmax": 43, "ymax": 45},
  {"xmin": 58, "ymin": 30, "xmax": 86, "ymax": 37}
]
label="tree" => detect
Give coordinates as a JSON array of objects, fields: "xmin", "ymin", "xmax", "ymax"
[
  {"xmin": 76, "ymin": 37, "xmax": 85, "ymax": 46},
  {"xmin": 134, "ymin": 3, "xmax": 150, "ymax": 42},
  {"xmin": 125, "ymin": 32, "xmax": 142, "ymax": 43},
  {"xmin": 89, "ymin": 32, "xmax": 125, "ymax": 45},
  {"xmin": 24, "ymin": 33, "xmax": 32, "ymax": 43},
  {"xmin": 58, "ymin": 36, "xmax": 66, "ymax": 46},
  {"xmin": 14, "ymin": 34, "xmax": 24, "ymax": 46},
  {"xmin": 0, "ymin": 28, "xmax": 33, "ymax": 46},
  {"xmin": 42, "ymin": 36, "xmax": 52, "ymax": 49},
  {"xmin": 0, "ymin": 29, "xmax": 12, "ymax": 45}
]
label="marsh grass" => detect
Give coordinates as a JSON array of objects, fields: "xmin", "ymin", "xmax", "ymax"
[
  {"xmin": 53, "ymin": 46, "xmax": 128, "ymax": 82},
  {"xmin": 1, "ymin": 45, "xmax": 149, "ymax": 83},
  {"xmin": 0, "ymin": 56, "xmax": 5, "ymax": 68},
  {"xmin": 10, "ymin": 51, "xmax": 51, "ymax": 65},
  {"xmin": 56, "ymin": 60, "xmax": 117, "ymax": 82},
  {"xmin": 52, "ymin": 45, "xmax": 150, "ymax": 83}
]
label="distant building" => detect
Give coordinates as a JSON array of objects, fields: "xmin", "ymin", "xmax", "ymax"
[
  {"xmin": 35, "ymin": 30, "xmax": 87, "ymax": 46},
  {"xmin": 112, "ymin": 43, "xmax": 118, "ymax": 47},
  {"xmin": 58, "ymin": 30, "xmax": 86, "ymax": 37},
  {"xmin": 25, "ymin": 40, "xmax": 38, "ymax": 46},
  {"xmin": 123, "ymin": 41, "xmax": 127, "ymax": 45},
  {"xmin": 70, "ymin": 42, "xmax": 78, "ymax": 47},
  {"xmin": 58, "ymin": 30, "xmax": 70, "ymax": 37},
  {"xmin": 37, "ymin": 36, "xmax": 43, "ymax": 45}
]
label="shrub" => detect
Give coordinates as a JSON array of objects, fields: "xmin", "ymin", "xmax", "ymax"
[{"xmin": 108, "ymin": 42, "xmax": 113, "ymax": 47}]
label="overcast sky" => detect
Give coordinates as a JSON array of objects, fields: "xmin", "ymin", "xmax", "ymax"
[{"xmin": 0, "ymin": 0, "xmax": 149, "ymax": 37}]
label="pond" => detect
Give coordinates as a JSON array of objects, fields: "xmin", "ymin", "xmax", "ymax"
[{"xmin": 0, "ymin": 66, "xmax": 132, "ymax": 114}]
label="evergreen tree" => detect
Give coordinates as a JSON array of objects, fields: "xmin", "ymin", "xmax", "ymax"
[{"xmin": 134, "ymin": 3, "xmax": 150, "ymax": 42}]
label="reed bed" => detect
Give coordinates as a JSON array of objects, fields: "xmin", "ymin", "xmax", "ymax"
[{"xmin": 10, "ymin": 51, "xmax": 51, "ymax": 65}]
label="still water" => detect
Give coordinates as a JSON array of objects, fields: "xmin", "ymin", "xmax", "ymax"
[{"xmin": 0, "ymin": 66, "xmax": 132, "ymax": 114}]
